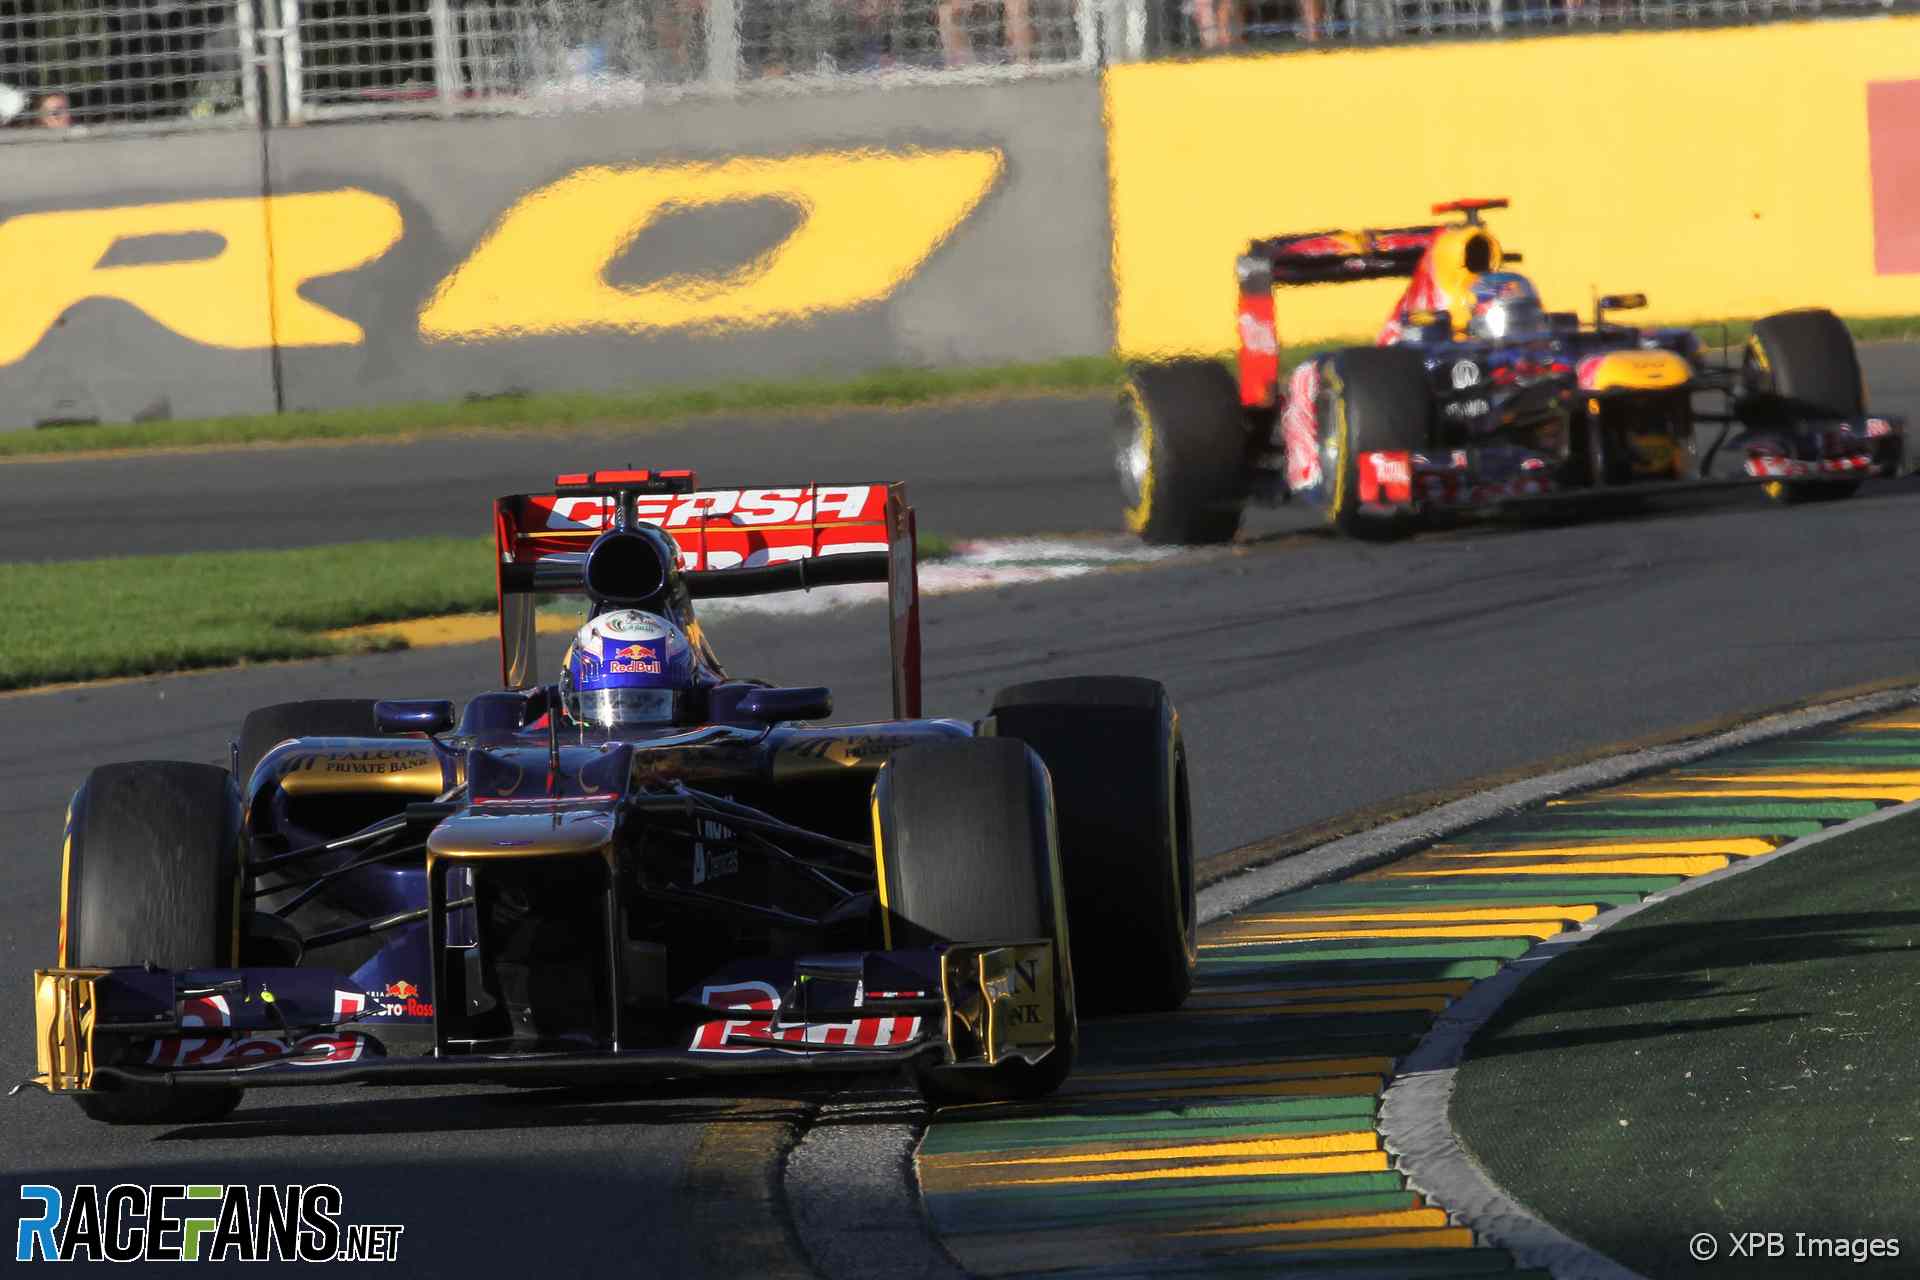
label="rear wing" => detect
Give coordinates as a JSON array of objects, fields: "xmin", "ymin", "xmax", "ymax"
[
  {"xmin": 492, "ymin": 470, "xmax": 921, "ymax": 718},
  {"xmin": 1244, "ymin": 225, "xmax": 1444, "ymax": 287},
  {"xmin": 1242, "ymin": 200, "xmax": 1510, "ymax": 288}
]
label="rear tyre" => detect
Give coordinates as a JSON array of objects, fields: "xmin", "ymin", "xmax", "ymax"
[
  {"xmin": 236, "ymin": 699, "xmax": 382, "ymax": 784},
  {"xmin": 1117, "ymin": 360, "xmax": 1251, "ymax": 545},
  {"xmin": 1743, "ymin": 310, "xmax": 1866, "ymax": 505},
  {"xmin": 872, "ymin": 739, "xmax": 1076, "ymax": 1106},
  {"xmin": 62, "ymin": 762, "xmax": 245, "ymax": 1125},
  {"xmin": 1318, "ymin": 347, "xmax": 1432, "ymax": 538},
  {"xmin": 988, "ymin": 677, "xmax": 1194, "ymax": 1016}
]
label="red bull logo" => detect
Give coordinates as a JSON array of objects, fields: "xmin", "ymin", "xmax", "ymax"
[
  {"xmin": 608, "ymin": 641, "xmax": 664, "ymax": 675},
  {"xmin": 380, "ymin": 979, "xmax": 432, "ymax": 1018}
]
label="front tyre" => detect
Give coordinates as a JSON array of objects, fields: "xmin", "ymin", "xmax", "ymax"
[
  {"xmin": 988, "ymin": 677, "xmax": 1194, "ymax": 1016},
  {"xmin": 1117, "ymin": 360, "xmax": 1251, "ymax": 545},
  {"xmin": 62, "ymin": 762, "xmax": 245, "ymax": 1125},
  {"xmin": 1742, "ymin": 309, "xmax": 1866, "ymax": 505},
  {"xmin": 871, "ymin": 739, "xmax": 1076, "ymax": 1107},
  {"xmin": 1318, "ymin": 347, "xmax": 1433, "ymax": 538}
]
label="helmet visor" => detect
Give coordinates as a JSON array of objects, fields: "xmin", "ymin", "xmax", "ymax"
[
  {"xmin": 566, "ymin": 687, "xmax": 685, "ymax": 729},
  {"xmin": 1477, "ymin": 299, "xmax": 1546, "ymax": 340}
]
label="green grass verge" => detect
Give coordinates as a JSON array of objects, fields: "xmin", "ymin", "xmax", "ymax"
[
  {"xmin": 0, "ymin": 537, "xmax": 496, "ymax": 689},
  {"xmin": 2, "ymin": 532, "xmax": 958, "ymax": 690},
  {"xmin": 6, "ymin": 314, "xmax": 1914, "ymax": 462},
  {"xmin": 1451, "ymin": 807, "xmax": 1920, "ymax": 1278}
]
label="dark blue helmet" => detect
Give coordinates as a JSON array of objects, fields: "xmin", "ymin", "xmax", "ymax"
[
  {"xmin": 560, "ymin": 609, "xmax": 695, "ymax": 728},
  {"xmin": 1468, "ymin": 272, "xmax": 1547, "ymax": 341}
]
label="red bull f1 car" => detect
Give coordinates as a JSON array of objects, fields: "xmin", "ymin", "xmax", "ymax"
[
  {"xmin": 28, "ymin": 470, "xmax": 1196, "ymax": 1124},
  {"xmin": 1117, "ymin": 198, "xmax": 1908, "ymax": 541}
]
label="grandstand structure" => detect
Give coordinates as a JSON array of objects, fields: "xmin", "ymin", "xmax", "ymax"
[{"xmin": 0, "ymin": 0, "xmax": 1910, "ymax": 135}]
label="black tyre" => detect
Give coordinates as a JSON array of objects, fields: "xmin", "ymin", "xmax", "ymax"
[
  {"xmin": 1743, "ymin": 310, "xmax": 1866, "ymax": 504},
  {"xmin": 1317, "ymin": 347, "xmax": 1432, "ymax": 537},
  {"xmin": 871, "ymin": 739, "xmax": 1076, "ymax": 1106},
  {"xmin": 988, "ymin": 677, "xmax": 1194, "ymax": 1016},
  {"xmin": 1117, "ymin": 359, "xmax": 1251, "ymax": 545},
  {"xmin": 62, "ymin": 761, "xmax": 245, "ymax": 1125},
  {"xmin": 236, "ymin": 699, "xmax": 381, "ymax": 784}
]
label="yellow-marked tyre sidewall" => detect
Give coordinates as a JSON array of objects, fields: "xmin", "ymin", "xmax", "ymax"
[
  {"xmin": 1121, "ymin": 383, "xmax": 1155, "ymax": 536},
  {"xmin": 1322, "ymin": 364, "xmax": 1352, "ymax": 532}
]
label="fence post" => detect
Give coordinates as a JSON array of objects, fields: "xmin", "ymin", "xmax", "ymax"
[
  {"xmin": 1119, "ymin": 0, "xmax": 1147, "ymax": 59},
  {"xmin": 236, "ymin": 0, "xmax": 262, "ymax": 123},
  {"xmin": 707, "ymin": 0, "xmax": 741, "ymax": 89},
  {"xmin": 431, "ymin": 0, "xmax": 462, "ymax": 114},
  {"xmin": 279, "ymin": 0, "xmax": 304, "ymax": 122}
]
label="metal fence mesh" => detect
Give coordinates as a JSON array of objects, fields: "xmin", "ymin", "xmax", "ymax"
[
  {"xmin": 0, "ymin": 0, "xmax": 1913, "ymax": 135},
  {"xmin": 288, "ymin": 0, "xmax": 1095, "ymax": 117},
  {"xmin": 0, "ymin": 0, "xmax": 252, "ymax": 129}
]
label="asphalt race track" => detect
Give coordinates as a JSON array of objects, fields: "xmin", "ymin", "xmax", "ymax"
[
  {"xmin": 2, "ymin": 344, "xmax": 1918, "ymax": 1276},
  {"xmin": 11, "ymin": 342, "xmax": 1911, "ymax": 562}
]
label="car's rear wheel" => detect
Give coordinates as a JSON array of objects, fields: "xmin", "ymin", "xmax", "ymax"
[
  {"xmin": 62, "ymin": 761, "xmax": 245, "ymax": 1125},
  {"xmin": 988, "ymin": 677, "xmax": 1194, "ymax": 1016},
  {"xmin": 1742, "ymin": 309, "xmax": 1866, "ymax": 504},
  {"xmin": 235, "ymin": 699, "xmax": 383, "ymax": 784},
  {"xmin": 1117, "ymin": 359, "xmax": 1251, "ymax": 545},
  {"xmin": 871, "ymin": 739, "xmax": 1076, "ymax": 1106},
  {"xmin": 1317, "ymin": 347, "xmax": 1432, "ymax": 538}
]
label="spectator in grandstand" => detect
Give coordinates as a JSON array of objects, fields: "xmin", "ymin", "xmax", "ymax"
[
  {"xmin": 938, "ymin": 0, "xmax": 1034, "ymax": 65},
  {"xmin": 1190, "ymin": 0, "xmax": 1239, "ymax": 46},
  {"xmin": 0, "ymin": 81, "xmax": 25, "ymax": 126},
  {"xmin": 36, "ymin": 91, "xmax": 71, "ymax": 128}
]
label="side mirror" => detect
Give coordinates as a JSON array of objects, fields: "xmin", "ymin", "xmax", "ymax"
[
  {"xmin": 375, "ymin": 699, "xmax": 455, "ymax": 736},
  {"xmin": 734, "ymin": 686, "xmax": 833, "ymax": 723},
  {"xmin": 1596, "ymin": 293, "xmax": 1647, "ymax": 319}
]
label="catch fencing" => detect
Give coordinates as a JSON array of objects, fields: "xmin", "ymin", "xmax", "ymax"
[{"xmin": 1, "ymin": 0, "xmax": 1913, "ymax": 135}]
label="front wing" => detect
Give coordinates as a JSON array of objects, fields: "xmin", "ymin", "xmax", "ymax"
[{"xmin": 28, "ymin": 941, "xmax": 1057, "ymax": 1097}]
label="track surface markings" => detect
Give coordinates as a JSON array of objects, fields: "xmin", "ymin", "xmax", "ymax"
[{"xmin": 916, "ymin": 710, "xmax": 1920, "ymax": 1278}]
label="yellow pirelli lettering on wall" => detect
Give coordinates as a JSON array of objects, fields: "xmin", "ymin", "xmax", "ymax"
[
  {"xmin": 419, "ymin": 147, "xmax": 1004, "ymax": 341},
  {"xmin": 0, "ymin": 191, "xmax": 402, "ymax": 363}
]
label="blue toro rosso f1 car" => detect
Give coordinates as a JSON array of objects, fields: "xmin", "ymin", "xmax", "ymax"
[
  {"xmin": 29, "ymin": 470, "xmax": 1195, "ymax": 1124},
  {"xmin": 1118, "ymin": 198, "xmax": 1908, "ymax": 541}
]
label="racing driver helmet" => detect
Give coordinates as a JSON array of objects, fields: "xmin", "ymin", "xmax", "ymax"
[
  {"xmin": 1467, "ymin": 272, "xmax": 1548, "ymax": 341},
  {"xmin": 559, "ymin": 609, "xmax": 697, "ymax": 729}
]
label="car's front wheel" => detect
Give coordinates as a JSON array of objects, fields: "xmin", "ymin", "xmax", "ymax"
[
  {"xmin": 1316, "ymin": 347, "xmax": 1433, "ymax": 538},
  {"xmin": 871, "ymin": 739, "xmax": 1076, "ymax": 1107},
  {"xmin": 61, "ymin": 761, "xmax": 245, "ymax": 1125},
  {"xmin": 987, "ymin": 676, "xmax": 1195, "ymax": 1016},
  {"xmin": 1741, "ymin": 309, "xmax": 1866, "ymax": 504}
]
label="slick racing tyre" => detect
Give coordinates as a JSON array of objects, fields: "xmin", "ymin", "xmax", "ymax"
[
  {"xmin": 988, "ymin": 677, "xmax": 1195, "ymax": 1016},
  {"xmin": 1117, "ymin": 360, "xmax": 1251, "ymax": 545},
  {"xmin": 1743, "ymin": 310, "xmax": 1865, "ymax": 504},
  {"xmin": 1319, "ymin": 347, "xmax": 1433, "ymax": 538},
  {"xmin": 61, "ymin": 762, "xmax": 245, "ymax": 1125},
  {"xmin": 872, "ymin": 739, "xmax": 1077, "ymax": 1106},
  {"xmin": 235, "ymin": 698, "xmax": 383, "ymax": 784}
]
